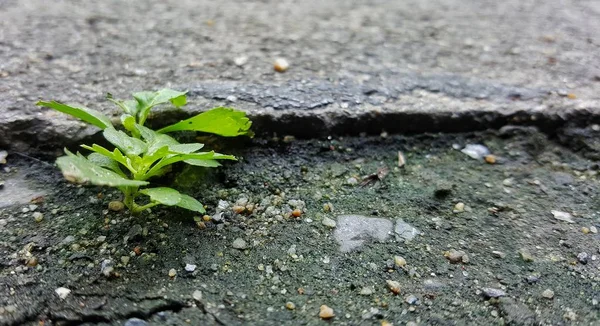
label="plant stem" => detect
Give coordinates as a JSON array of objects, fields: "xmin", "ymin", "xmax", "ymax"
[
  {"xmin": 123, "ymin": 185, "xmax": 158, "ymax": 214},
  {"xmin": 131, "ymin": 202, "xmax": 159, "ymax": 214},
  {"xmin": 123, "ymin": 186, "xmax": 137, "ymax": 212}
]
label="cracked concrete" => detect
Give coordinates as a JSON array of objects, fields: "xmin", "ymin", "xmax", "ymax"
[{"xmin": 1, "ymin": 0, "xmax": 599, "ymax": 153}]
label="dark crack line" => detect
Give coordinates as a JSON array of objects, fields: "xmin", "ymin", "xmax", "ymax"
[{"xmin": 46, "ymin": 298, "xmax": 187, "ymax": 326}]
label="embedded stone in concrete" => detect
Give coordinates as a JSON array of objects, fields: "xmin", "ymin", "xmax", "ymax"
[{"xmin": 334, "ymin": 215, "xmax": 393, "ymax": 252}]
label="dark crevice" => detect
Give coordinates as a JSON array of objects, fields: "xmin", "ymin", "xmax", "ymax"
[{"xmin": 47, "ymin": 299, "xmax": 187, "ymax": 326}]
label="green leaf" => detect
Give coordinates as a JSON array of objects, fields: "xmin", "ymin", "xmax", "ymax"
[
  {"xmin": 168, "ymin": 143, "xmax": 204, "ymax": 154},
  {"xmin": 139, "ymin": 187, "xmax": 181, "ymax": 205},
  {"xmin": 183, "ymin": 159, "xmax": 221, "ymax": 167},
  {"xmin": 135, "ymin": 123, "xmax": 204, "ymax": 156},
  {"xmin": 145, "ymin": 133, "xmax": 179, "ymax": 156},
  {"xmin": 135, "ymin": 124, "xmax": 159, "ymax": 142},
  {"xmin": 157, "ymin": 107, "xmax": 253, "ymax": 137},
  {"xmin": 139, "ymin": 187, "xmax": 205, "ymax": 213},
  {"xmin": 103, "ymin": 128, "xmax": 147, "ymax": 156},
  {"xmin": 56, "ymin": 150, "xmax": 147, "ymax": 187},
  {"xmin": 120, "ymin": 114, "xmax": 136, "ymax": 131},
  {"xmin": 87, "ymin": 152, "xmax": 125, "ymax": 176},
  {"xmin": 133, "ymin": 89, "xmax": 187, "ymax": 124},
  {"xmin": 144, "ymin": 151, "xmax": 236, "ymax": 179},
  {"xmin": 176, "ymin": 194, "xmax": 206, "ymax": 213},
  {"xmin": 107, "ymin": 93, "xmax": 139, "ymax": 116},
  {"xmin": 81, "ymin": 144, "xmax": 129, "ymax": 167},
  {"xmin": 37, "ymin": 101, "xmax": 112, "ymax": 129}
]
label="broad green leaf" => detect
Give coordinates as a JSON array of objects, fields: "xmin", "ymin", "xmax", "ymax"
[
  {"xmin": 139, "ymin": 187, "xmax": 205, "ymax": 213},
  {"xmin": 135, "ymin": 123, "xmax": 204, "ymax": 156},
  {"xmin": 139, "ymin": 187, "xmax": 181, "ymax": 205},
  {"xmin": 103, "ymin": 128, "xmax": 147, "ymax": 156},
  {"xmin": 87, "ymin": 152, "xmax": 125, "ymax": 176},
  {"xmin": 135, "ymin": 124, "xmax": 158, "ymax": 142},
  {"xmin": 176, "ymin": 194, "xmax": 205, "ymax": 213},
  {"xmin": 37, "ymin": 101, "xmax": 112, "ymax": 129},
  {"xmin": 146, "ymin": 133, "xmax": 179, "ymax": 156},
  {"xmin": 120, "ymin": 114, "xmax": 136, "ymax": 132},
  {"xmin": 144, "ymin": 151, "xmax": 235, "ymax": 179},
  {"xmin": 153, "ymin": 151, "xmax": 235, "ymax": 170},
  {"xmin": 168, "ymin": 143, "xmax": 204, "ymax": 154},
  {"xmin": 157, "ymin": 107, "xmax": 252, "ymax": 137},
  {"xmin": 184, "ymin": 159, "xmax": 221, "ymax": 167},
  {"xmin": 142, "ymin": 145, "xmax": 169, "ymax": 166},
  {"xmin": 82, "ymin": 144, "xmax": 129, "ymax": 167},
  {"xmin": 56, "ymin": 150, "xmax": 147, "ymax": 187},
  {"xmin": 107, "ymin": 93, "xmax": 139, "ymax": 116},
  {"xmin": 133, "ymin": 89, "xmax": 187, "ymax": 124}
]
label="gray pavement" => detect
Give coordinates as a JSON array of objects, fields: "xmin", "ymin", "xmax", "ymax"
[{"xmin": 1, "ymin": 0, "xmax": 599, "ymax": 151}]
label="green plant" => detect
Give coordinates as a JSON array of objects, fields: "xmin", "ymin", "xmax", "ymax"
[{"xmin": 37, "ymin": 89, "xmax": 252, "ymax": 214}]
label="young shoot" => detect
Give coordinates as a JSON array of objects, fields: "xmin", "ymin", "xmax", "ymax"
[{"xmin": 37, "ymin": 89, "xmax": 252, "ymax": 214}]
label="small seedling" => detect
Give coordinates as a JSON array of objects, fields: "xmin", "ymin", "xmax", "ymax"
[{"xmin": 37, "ymin": 89, "xmax": 252, "ymax": 214}]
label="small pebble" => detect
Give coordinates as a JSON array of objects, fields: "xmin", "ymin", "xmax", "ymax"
[
  {"xmin": 108, "ymin": 201, "xmax": 125, "ymax": 212},
  {"xmin": 26, "ymin": 257, "xmax": 38, "ymax": 267},
  {"xmin": 285, "ymin": 302, "xmax": 296, "ymax": 310},
  {"xmin": 185, "ymin": 264, "xmax": 197, "ymax": 272},
  {"xmin": 551, "ymin": 210, "xmax": 575, "ymax": 223},
  {"xmin": 234, "ymin": 56, "xmax": 248, "ymax": 66},
  {"xmin": 581, "ymin": 227, "xmax": 590, "ymax": 234},
  {"xmin": 360, "ymin": 286, "xmax": 374, "ymax": 295},
  {"xmin": 519, "ymin": 249, "xmax": 534, "ymax": 262},
  {"xmin": 386, "ymin": 280, "xmax": 401, "ymax": 294},
  {"xmin": 576, "ymin": 252, "xmax": 588, "ymax": 264},
  {"xmin": 192, "ymin": 290, "xmax": 203, "ymax": 302},
  {"xmin": 484, "ymin": 155, "xmax": 497, "ymax": 164},
  {"xmin": 461, "ymin": 144, "xmax": 490, "ymax": 160},
  {"xmin": 502, "ymin": 178, "xmax": 514, "ymax": 187},
  {"xmin": 394, "ymin": 256, "xmax": 406, "ymax": 267},
  {"xmin": 168, "ymin": 268, "xmax": 177, "ymax": 278},
  {"xmin": 453, "ymin": 202, "xmax": 465, "ymax": 213},
  {"xmin": 232, "ymin": 238, "xmax": 248, "ymax": 250},
  {"xmin": 590, "ymin": 226, "xmax": 598, "ymax": 234},
  {"xmin": 232, "ymin": 205, "xmax": 245, "ymax": 214},
  {"xmin": 292, "ymin": 209, "xmax": 302, "ymax": 217},
  {"xmin": 55, "ymin": 287, "xmax": 71, "ymax": 300},
  {"xmin": 526, "ymin": 275, "xmax": 540, "ymax": 284},
  {"xmin": 319, "ymin": 305, "xmax": 335, "ymax": 319},
  {"xmin": 120, "ymin": 256, "xmax": 130, "ymax": 265},
  {"xmin": 274, "ymin": 58, "xmax": 289, "ymax": 72},
  {"xmin": 444, "ymin": 250, "xmax": 466, "ymax": 263},
  {"xmin": 492, "ymin": 251, "xmax": 506, "ymax": 259},
  {"xmin": 124, "ymin": 318, "xmax": 148, "ymax": 326},
  {"xmin": 481, "ymin": 287, "xmax": 506, "ymax": 299},
  {"xmin": 33, "ymin": 212, "xmax": 44, "ymax": 223},
  {"xmin": 405, "ymin": 294, "xmax": 419, "ymax": 305},
  {"xmin": 541, "ymin": 289, "xmax": 554, "ymax": 299},
  {"xmin": 321, "ymin": 217, "xmax": 336, "ymax": 228}
]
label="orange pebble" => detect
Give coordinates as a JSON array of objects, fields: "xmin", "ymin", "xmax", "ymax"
[
  {"xmin": 292, "ymin": 209, "xmax": 302, "ymax": 217},
  {"xmin": 484, "ymin": 155, "xmax": 496, "ymax": 164}
]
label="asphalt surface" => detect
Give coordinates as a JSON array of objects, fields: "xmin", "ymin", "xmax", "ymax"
[{"xmin": 1, "ymin": 0, "xmax": 600, "ymax": 151}]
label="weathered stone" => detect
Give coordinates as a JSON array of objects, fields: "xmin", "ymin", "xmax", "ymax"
[{"xmin": 333, "ymin": 215, "xmax": 393, "ymax": 252}]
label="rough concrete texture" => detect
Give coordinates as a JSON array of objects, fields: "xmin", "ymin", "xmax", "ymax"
[{"xmin": 1, "ymin": 0, "xmax": 600, "ymax": 152}]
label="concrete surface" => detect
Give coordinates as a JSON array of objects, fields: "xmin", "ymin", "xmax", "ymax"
[{"xmin": 1, "ymin": 0, "xmax": 600, "ymax": 152}]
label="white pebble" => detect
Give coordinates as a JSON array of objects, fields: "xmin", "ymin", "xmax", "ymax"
[
  {"xmin": 274, "ymin": 58, "xmax": 289, "ymax": 72},
  {"xmin": 55, "ymin": 287, "xmax": 71, "ymax": 300}
]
